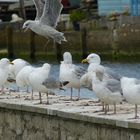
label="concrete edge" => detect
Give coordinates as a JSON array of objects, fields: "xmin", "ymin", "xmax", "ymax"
[{"xmin": 0, "ymin": 101, "xmax": 139, "ymax": 130}]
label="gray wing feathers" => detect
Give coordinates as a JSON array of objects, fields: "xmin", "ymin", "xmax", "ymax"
[
  {"xmin": 42, "ymin": 77, "xmax": 59, "ymax": 89},
  {"xmin": 106, "ymin": 79, "xmax": 122, "ymax": 93},
  {"xmin": 80, "ymin": 73, "xmax": 93, "ymax": 90},
  {"xmin": 134, "ymin": 79, "xmax": 140, "ymax": 85},
  {"xmin": 105, "ymin": 67, "xmax": 121, "ymax": 81},
  {"xmin": 72, "ymin": 66, "xmax": 87, "ymax": 79},
  {"xmin": 33, "ymin": 0, "xmax": 45, "ymax": 20},
  {"xmin": 40, "ymin": 0, "xmax": 63, "ymax": 27}
]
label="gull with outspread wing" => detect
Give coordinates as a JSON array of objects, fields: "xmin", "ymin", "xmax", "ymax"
[{"xmin": 23, "ymin": 0, "xmax": 67, "ymax": 44}]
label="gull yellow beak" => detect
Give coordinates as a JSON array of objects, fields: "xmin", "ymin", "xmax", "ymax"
[{"xmin": 81, "ymin": 59, "xmax": 88, "ymax": 63}]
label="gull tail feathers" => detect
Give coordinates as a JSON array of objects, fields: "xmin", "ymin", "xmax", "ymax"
[{"xmin": 54, "ymin": 32, "xmax": 67, "ymax": 44}]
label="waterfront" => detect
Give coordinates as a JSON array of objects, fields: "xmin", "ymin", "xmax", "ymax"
[{"xmin": 7, "ymin": 61, "xmax": 140, "ymax": 100}]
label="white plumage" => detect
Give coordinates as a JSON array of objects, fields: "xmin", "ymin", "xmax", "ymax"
[
  {"xmin": 16, "ymin": 66, "xmax": 34, "ymax": 88},
  {"xmin": 92, "ymin": 64, "xmax": 123, "ymax": 114},
  {"xmin": 0, "ymin": 58, "xmax": 13, "ymax": 93},
  {"xmin": 16, "ymin": 65, "xmax": 35, "ymax": 98},
  {"xmin": 81, "ymin": 53, "xmax": 123, "ymax": 114},
  {"xmin": 59, "ymin": 52, "xmax": 86, "ymax": 100},
  {"xmin": 29, "ymin": 63, "xmax": 51, "ymax": 103},
  {"xmin": 9, "ymin": 58, "xmax": 30, "ymax": 79},
  {"xmin": 121, "ymin": 77, "xmax": 140, "ymax": 118}
]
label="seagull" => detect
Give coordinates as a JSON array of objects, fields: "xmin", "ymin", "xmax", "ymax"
[
  {"xmin": 16, "ymin": 65, "xmax": 35, "ymax": 99},
  {"xmin": 0, "ymin": 58, "xmax": 13, "ymax": 93},
  {"xmin": 81, "ymin": 53, "xmax": 102, "ymax": 87},
  {"xmin": 59, "ymin": 52, "xmax": 86, "ymax": 100},
  {"xmin": 22, "ymin": 0, "xmax": 67, "ymax": 44},
  {"xmin": 10, "ymin": 14, "xmax": 23, "ymax": 22},
  {"xmin": 81, "ymin": 54, "xmax": 103, "ymax": 95},
  {"xmin": 81, "ymin": 53, "xmax": 122, "ymax": 113},
  {"xmin": 121, "ymin": 77, "xmax": 140, "ymax": 119},
  {"xmin": 8, "ymin": 58, "xmax": 30, "ymax": 92},
  {"xmin": 28, "ymin": 63, "xmax": 54, "ymax": 104},
  {"xmin": 81, "ymin": 53, "xmax": 121, "ymax": 84},
  {"xmin": 9, "ymin": 58, "xmax": 30, "ymax": 80},
  {"xmin": 29, "ymin": 63, "xmax": 69, "ymax": 104},
  {"xmin": 91, "ymin": 64, "xmax": 124, "ymax": 114}
]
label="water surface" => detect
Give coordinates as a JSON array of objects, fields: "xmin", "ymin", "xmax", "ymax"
[
  {"xmin": 10, "ymin": 62, "xmax": 140, "ymax": 99},
  {"xmin": 50, "ymin": 62, "xmax": 140, "ymax": 99}
]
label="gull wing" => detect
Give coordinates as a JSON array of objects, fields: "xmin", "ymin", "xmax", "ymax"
[
  {"xmin": 42, "ymin": 77, "xmax": 59, "ymax": 89},
  {"xmin": 42, "ymin": 76, "xmax": 69, "ymax": 88},
  {"xmin": 40, "ymin": 0, "xmax": 63, "ymax": 27},
  {"xmin": 72, "ymin": 65, "xmax": 87, "ymax": 79},
  {"xmin": 105, "ymin": 67, "xmax": 121, "ymax": 81},
  {"xmin": 33, "ymin": 0, "xmax": 45, "ymax": 20},
  {"xmin": 105, "ymin": 78, "xmax": 122, "ymax": 93},
  {"xmin": 134, "ymin": 79, "xmax": 140, "ymax": 85},
  {"xmin": 80, "ymin": 72, "xmax": 93, "ymax": 90}
]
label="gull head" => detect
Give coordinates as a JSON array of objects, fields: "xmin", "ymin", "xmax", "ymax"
[
  {"xmin": 12, "ymin": 14, "xmax": 18, "ymax": 20},
  {"xmin": 82, "ymin": 53, "xmax": 101, "ymax": 64},
  {"xmin": 0, "ymin": 58, "xmax": 13, "ymax": 68},
  {"xmin": 42, "ymin": 63, "xmax": 51, "ymax": 70},
  {"xmin": 22, "ymin": 20, "xmax": 34, "ymax": 31},
  {"xmin": 63, "ymin": 52, "xmax": 72, "ymax": 64}
]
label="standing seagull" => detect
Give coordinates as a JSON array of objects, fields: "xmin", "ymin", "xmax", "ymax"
[
  {"xmin": 8, "ymin": 58, "xmax": 30, "ymax": 92},
  {"xmin": 121, "ymin": 77, "xmax": 140, "ymax": 119},
  {"xmin": 81, "ymin": 53, "xmax": 122, "ymax": 112},
  {"xmin": 0, "ymin": 58, "xmax": 13, "ymax": 93},
  {"xmin": 16, "ymin": 65, "xmax": 35, "ymax": 99},
  {"xmin": 59, "ymin": 52, "xmax": 86, "ymax": 100},
  {"xmin": 23, "ymin": 0, "xmax": 67, "ymax": 44},
  {"xmin": 91, "ymin": 65, "xmax": 124, "ymax": 114},
  {"xmin": 29, "ymin": 63, "xmax": 51, "ymax": 104},
  {"xmin": 9, "ymin": 58, "xmax": 30, "ymax": 79},
  {"xmin": 29, "ymin": 63, "xmax": 69, "ymax": 104}
]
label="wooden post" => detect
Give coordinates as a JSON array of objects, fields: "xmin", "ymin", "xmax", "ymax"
[
  {"xmin": 81, "ymin": 28, "xmax": 88, "ymax": 58},
  {"xmin": 6, "ymin": 26, "xmax": 14, "ymax": 59},
  {"xmin": 30, "ymin": 31, "xmax": 36, "ymax": 61},
  {"xmin": 55, "ymin": 42, "xmax": 62, "ymax": 62},
  {"xmin": 19, "ymin": 0, "xmax": 26, "ymax": 20},
  {"xmin": 55, "ymin": 24, "xmax": 62, "ymax": 62},
  {"xmin": 112, "ymin": 27, "xmax": 119, "ymax": 57}
]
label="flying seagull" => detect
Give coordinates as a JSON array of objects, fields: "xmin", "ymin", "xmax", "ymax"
[{"xmin": 23, "ymin": 0, "xmax": 67, "ymax": 44}]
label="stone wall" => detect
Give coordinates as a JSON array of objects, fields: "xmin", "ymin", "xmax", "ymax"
[
  {"xmin": 0, "ymin": 100, "xmax": 140, "ymax": 140},
  {"xmin": 0, "ymin": 108, "xmax": 139, "ymax": 140}
]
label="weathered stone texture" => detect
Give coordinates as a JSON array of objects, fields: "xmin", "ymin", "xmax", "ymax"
[{"xmin": 0, "ymin": 108, "xmax": 139, "ymax": 140}]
